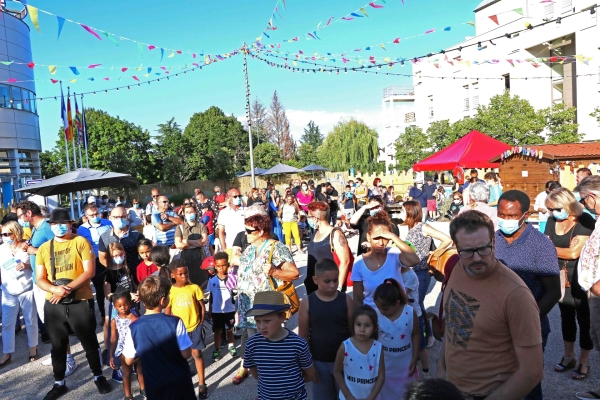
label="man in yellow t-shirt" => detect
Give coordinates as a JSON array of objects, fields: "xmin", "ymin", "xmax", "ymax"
[
  {"xmin": 165, "ymin": 258, "xmax": 208, "ymax": 398},
  {"xmin": 35, "ymin": 208, "xmax": 112, "ymax": 398}
]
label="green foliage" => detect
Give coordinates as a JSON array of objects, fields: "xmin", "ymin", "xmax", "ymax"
[
  {"xmin": 300, "ymin": 121, "xmax": 323, "ymax": 149},
  {"xmin": 395, "ymin": 126, "xmax": 432, "ymax": 171},
  {"xmin": 297, "ymin": 142, "xmax": 320, "ymax": 167},
  {"xmin": 156, "ymin": 118, "xmax": 189, "ymax": 185},
  {"xmin": 253, "ymin": 142, "xmax": 283, "ymax": 169},
  {"xmin": 473, "ymin": 91, "xmax": 545, "ymax": 145},
  {"xmin": 40, "ymin": 150, "xmax": 66, "ymax": 179},
  {"xmin": 318, "ymin": 119, "xmax": 379, "ymax": 173},
  {"xmin": 591, "ymin": 107, "xmax": 600, "ymax": 124},
  {"xmin": 541, "ymin": 103, "xmax": 581, "ymax": 144},
  {"xmin": 183, "ymin": 106, "xmax": 249, "ymax": 181}
]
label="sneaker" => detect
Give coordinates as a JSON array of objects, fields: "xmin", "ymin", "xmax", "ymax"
[
  {"xmin": 198, "ymin": 384, "xmax": 209, "ymax": 399},
  {"xmin": 212, "ymin": 350, "xmax": 220, "ymax": 361},
  {"xmin": 111, "ymin": 368, "xmax": 123, "ymax": 383},
  {"xmin": 42, "ymin": 383, "xmax": 68, "ymax": 400},
  {"xmin": 139, "ymin": 389, "xmax": 147, "ymax": 399},
  {"xmin": 427, "ymin": 335, "xmax": 435, "ymax": 349},
  {"xmin": 421, "ymin": 370, "xmax": 432, "ymax": 380},
  {"xmin": 64, "ymin": 359, "xmax": 77, "ymax": 377},
  {"xmin": 94, "ymin": 376, "xmax": 113, "ymax": 394},
  {"xmin": 41, "ymin": 332, "xmax": 51, "ymax": 344},
  {"xmin": 228, "ymin": 347, "xmax": 239, "ymax": 358}
]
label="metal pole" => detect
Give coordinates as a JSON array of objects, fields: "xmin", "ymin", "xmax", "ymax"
[
  {"xmin": 81, "ymin": 94, "xmax": 90, "ymax": 169},
  {"xmin": 243, "ymin": 45, "xmax": 256, "ymax": 188},
  {"xmin": 60, "ymin": 82, "xmax": 75, "ymax": 218},
  {"xmin": 68, "ymin": 88, "xmax": 81, "ymax": 218}
]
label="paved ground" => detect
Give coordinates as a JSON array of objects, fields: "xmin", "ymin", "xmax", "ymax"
[{"xmin": 1, "ymin": 233, "xmax": 599, "ymax": 399}]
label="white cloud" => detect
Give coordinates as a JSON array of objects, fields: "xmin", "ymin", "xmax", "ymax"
[{"xmin": 286, "ymin": 109, "xmax": 385, "ymax": 142}]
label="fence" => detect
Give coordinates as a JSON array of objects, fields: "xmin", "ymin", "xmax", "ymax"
[{"xmin": 119, "ymin": 170, "xmax": 417, "ymax": 204}]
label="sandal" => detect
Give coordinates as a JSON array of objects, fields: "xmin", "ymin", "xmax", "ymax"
[
  {"xmin": 231, "ymin": 369, "xmax": 248, "ymax": 385},
  {"xmin": 198, "ymin": 384, "xmax": 209, "ymax": 399},
  {"xmin": 555, "ymin": 356, "xmax": 576, "ymax": 372},
  {"xmin": 576, "ymin": 391, "xmax": 600, "ymax": 399},
  {"xmin": 29, "ymin": 350, "xmax": 38, "ymax": 362},
  {"xmin": 573, "ymin": 363, "xmax": 590, "ymax": 380}
]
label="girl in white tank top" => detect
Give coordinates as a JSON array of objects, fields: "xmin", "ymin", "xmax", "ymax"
[{"xmin": 334, "ymin": 305, "xmax": 385, "ymax": 400}]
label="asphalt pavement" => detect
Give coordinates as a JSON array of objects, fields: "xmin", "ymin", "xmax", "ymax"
[{"xmin": 1, "ymin": 233, "xmax": 598, "ymax": 399}]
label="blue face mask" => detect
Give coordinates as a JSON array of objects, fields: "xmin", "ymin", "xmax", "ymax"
[
  {"xmin": 369, "ymin": 209, "xmax": 381, "ymax": 217},
  {"xmin": 186, "ymin": 214, "xmax": 196, "ymax": 222},
  {"xmin": 112, "ymin": 218, "xmax": 128, "ymax": 230},
  {"xmin": 4, "ymin": 239, "xmax": 14, "ymax": 245},
  {"xmin": 90, "ymin": 216, "xmax": 100, "ymax": 224},
  {"xmin": 133, "ymin": 204, "xmax": 140, "ymax": 209},
  {"xmin": 497, "ymin": 215, "xmax": 524, "ymax": 235},
  {"xmin": 18, "ymin": 218, "xmax": 30, "ymax": 228},
  {"xmin": 113, "ymin": 256, "xmax": 125, "ymax": 265},
  {"xmin": 307, "ymin": 218, "xmax": 316, "ymax": 229},
  {"xmin": 51, "ymin": 224, "xmax": 70, "ymax": 237},
  {"xmin": 553, "ymin": 210, "xmax": 569, "ymax": 220},
  {"xmin": 232, "ymin": 197, "xmax": 242, "ymax": 206}
]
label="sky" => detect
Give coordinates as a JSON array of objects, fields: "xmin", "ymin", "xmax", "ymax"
[{"xmin": 22, "ymin": 0, "xmax": 482, "ymax": 151}]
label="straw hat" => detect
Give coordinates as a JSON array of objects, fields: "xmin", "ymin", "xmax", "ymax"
[{"xmin": 246, "ymin": 291, "xmax": 291, "ymax": 317}]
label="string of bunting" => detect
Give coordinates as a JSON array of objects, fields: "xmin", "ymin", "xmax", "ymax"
[
  {"xmin": 256, "ymin": 0, "xmax": 392, "ymax": 43},
  {"xmin": 248, "ymin": 50, "xmax": 600, "ymax": 81},
  {"xmin": 30, "ymin": 50, "xmax": 240, "ymax": 101},
  {"xmin": 258, "ymin": 0, "xmax": 288, "ymax": 38},
  {"xmin": 499, "ymin": 146, "xmax": 544, "ymax": 161},
  {"xmin": 20, "ymin": 1, "xmax": 219, "ymax": 62}
]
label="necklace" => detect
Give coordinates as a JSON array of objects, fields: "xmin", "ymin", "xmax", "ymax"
[
  {"xmin": 556, "ymin": 219, "xmax": 576, "ymax": 236},
  {"xmin": 368, "ymin": 251, "xmax": 387, "ymax": 268}
]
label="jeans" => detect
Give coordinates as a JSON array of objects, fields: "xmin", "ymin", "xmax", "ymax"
[
  {"xmin": 44, "ymin": 299, "xmax": 103, "ymax": 381},
  {"xmin": 311, "ymin": 360, "xmax": 338, "ymax": 400},
  {"xmin": 524, "ymin": 316, "xmax": 550, "ymax": 400},
  {"xmin": 415, "ymin": 269, "xmax": 432, "ymax": 338},
  {"xmin": 2, "ymin": 289, "xmax": 38, "ymax": 353}
]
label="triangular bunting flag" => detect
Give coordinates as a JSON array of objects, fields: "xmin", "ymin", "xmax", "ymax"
[
  {"xmin": 81, "ymin": 24, "xmax": 102, "ymax": 40},
  {"xmin": 27, "ymin": 6, "xmax": 40, "ymax": 33},
  {"xmin": 57, "ymin": 16, "xmax": 65, "ymax": 40},
  {"xmin": 489, "ymin": 15, "xmax": 499, "ymax": 25},
  {"xmin": 48, "ymin": 65, "xmax": 57, "ymax": 74},
  {"xmin": 513, "ymin": 8, "xmax": 523, "ymax": 15}
]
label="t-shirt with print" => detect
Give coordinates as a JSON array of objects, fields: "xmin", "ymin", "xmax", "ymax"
[
  {"xmin": 105, "ymin": 267, "xmax": 134, "ymax": 295},
  {"xmin": 443, "ymin": 260, "xmax": 541, "ymax": 397},
  {"xmin": 351, "ymin": 247, "xmax": 406, "ymax": 309},
  {"xmin": 29, "ymin": 219, "xmax": 54, "ymax": 283},
  {"xmin": 243, "ymin": 329, "xmax": 313, "ymax": 400},
  {"xmin": 207, "ymin": 275, "xmax": 236, "ymax": 314},
  {"xmin": 36, "ymin": 236, "xmax": 95, "ymax": 300},
  {"xmin": 168, "ymin": 283, "xmax": 204, "ymax": 332},
  {"xmin": 152, "ymin": 211, "xmax": 178, "ymax": 246}
]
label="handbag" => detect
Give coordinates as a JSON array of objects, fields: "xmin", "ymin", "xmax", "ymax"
[
  {"xmin": 427, "ymin": 244, "xmax": 458, "ymax": 282},
  {"xmin": 266, "ymin": 242, "xmax": 300, "ymax": 319},
  {"xmin": 50, "ymin": 240, "xmax": 76, "ymax": 304},
  {"xmin": 330, "ymin": 227, "xmax": 355, "ymax": 287}
]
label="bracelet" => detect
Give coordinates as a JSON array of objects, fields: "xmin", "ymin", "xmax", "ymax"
[{"xmin": 337, "ymin": 286, "xmax": 343, "ymax": 291}]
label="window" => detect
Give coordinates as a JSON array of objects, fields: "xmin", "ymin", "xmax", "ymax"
[
  {"xmin": 552, "ymin": 81, "xmax": 564, "ymax": 104},
  {"xmin": 503, "ymin": 74, "xmax": 511, "ymax": 91},
  {"xmin": 22, "ymin": 90, "xmax": 31, "ymax": 112},
  {"xmin": 0, "ymin": 151, "xmax": 8, "ymax": 158},
  {"xmin": 472, "ymin": 82, "xmax": 479, "ymax": 109},
  {"xmin": 11, "ymin": 86, "xmax": 22, "ymax": 110},
  {"xmin": 428, "ymin": 95, "xmax": 433, "ymax": 118},
  {"xmin": 18, "ymin": 151, "xmax": 32, "ymax": 159},
  {"xmin": 562, "ymin": 0, "xmax": 572, "ymax": 12},
  {"xmin": 405, "ymin": 112, "xmax": 416, "ymax": 123},
  {"xmin": 473, "ymin": 95, "xmax": 480, "ymax": 108},
  {"xmin": 463, "ymin": 98, "xmax": 470, "ymax": 111},
  {"xmin": 545, "ymin": 3, "xmax": 554, "ymax": 19},
  {"xmin": 31, "ymin": 93, "xmax": 37, "ymax": 114},
  {"xmin": 0, "ymin": 85, "xmax": 9, "ymax": 108}
]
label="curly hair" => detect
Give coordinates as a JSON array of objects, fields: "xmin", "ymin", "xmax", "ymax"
[
  {"xmin": 245, "ymin": 214, "xmax": 271, "ymax": 238},
  {"xmin": 307, "ymin": 201, "xmax": 330, "ymax": 220},
  {"xmin": 366, "ymin": 210, "xmax": 393, "ymax": 234}
]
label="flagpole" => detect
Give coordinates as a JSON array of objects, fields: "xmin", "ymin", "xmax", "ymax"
[
  {"xmin": 81, "ymin": 94, "xmax": 90, "ymax": 169},
  {"xmin": 76, "ymin": 93, "xmax": 84, "ymax": 169},
  {"xmin": 60, "ymin": 82, "xmax": 75, "ymax": 219},
  {"xmin": 243, "ymin": 45, "xmax": 256, "ymax": 188},
  {"xmin": 67, "ymin": 87, "xmax": 81, "ymax": 218}
]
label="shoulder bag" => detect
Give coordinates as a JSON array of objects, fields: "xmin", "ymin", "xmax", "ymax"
[
  {"xmin": 266, "ymin": 241, "xmax": 300, "ymax": 319},
  {"xmin": 50, "ymin": 240, "xmax": 76, "ymax": 304},
  {"xmin": 329, "ymin": 227, "xmax": 355, "ymax": 287},
  {"xmin": 427, "ymin": 243, "xmax": 458, "ymax": 282}
]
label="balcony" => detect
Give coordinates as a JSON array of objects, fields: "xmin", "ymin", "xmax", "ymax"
[
  {"xmin": 405, "ymin": 112, "xmax": 416, "ymax": 123},
  {"xmin": 472, "ymin": 95, "xmax": 479, "ymax": 109},
  {"xmin": 463, "ymin": 98, "xmax": 470, "ymax": 111},
  {"xmin": 428, "ymin": 107, "xmax": 434, "ymax": 119},
  {"xmin": 383, "ymin": 86, "xmax": 415, "ymax": 99}
]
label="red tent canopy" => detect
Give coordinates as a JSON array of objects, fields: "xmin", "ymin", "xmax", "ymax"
[{"xmin": 412, "ymin": 130, "xmax": 511, "ymax": 172}]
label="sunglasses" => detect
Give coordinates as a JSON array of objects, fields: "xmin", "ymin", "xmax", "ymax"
[
  {"xmin": 159, "ymin": 200, "xmax": 169, "ymax": 203},
  {"xmin": 245, "ymin": 228, "xmax": 257, "ymax": 234},
  {"xmin": 183, "ymin": 203, "xmax": 189, "ymax": 206},
  {"xmin": 152, "ymin": 195, "xmax": 159, "ymax": 198},
  {"xmin": 547, "ymin": 207, "xmax": 562, "ymax": 212},
  {"xmin": 231, "ymin": 195, "xmax": 241, "ymax": 199},
  {"xmin": 1, "ymin": 233, "xmax": 12, "ymax": 237}
]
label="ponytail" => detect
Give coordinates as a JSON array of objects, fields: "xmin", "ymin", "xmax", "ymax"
[{"xmin": 374, "ymin": 278, "xmax": 408, "ymax": 307}]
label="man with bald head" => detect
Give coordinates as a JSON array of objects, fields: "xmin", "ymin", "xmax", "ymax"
[
  {"xmin": 151, "ymin": 196, "xmax": 183, "ymax": 251},
  {"xmin": 217, "ymin": 187, "xmax": 246, "ymax": 251}
]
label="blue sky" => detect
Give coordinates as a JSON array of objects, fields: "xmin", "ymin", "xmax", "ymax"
[{"xmin": 25, "ymin": 0, "xmax": 481, "ymax": 150}]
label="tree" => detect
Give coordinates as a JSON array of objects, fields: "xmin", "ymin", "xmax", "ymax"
[
  {"xmin": 248, "ymin": 97, "xmax": 269, "ymax": 145},
  {"xmin": 473, "ymin": 92, "xmax": 545, "ymax": 145},
  {"xmin": 183, "ymin": 106, "xmax": 249, "ymax": 181},
  {"xmin": 155, "ymin": 118, "xmax": 190, "ymax": 184},
  {"xmin": 297, "ymin": 142, "xmax": 320, "ymax": 166},
  {"xmin": 395, "ymin": 126, "xmax": 432, "ymax": 171},
  {"xmin": 300, "ymin": 121, "xmax": 323, "ymax": 149},
  {"xmin": 540, "ymin": 103, "xmax": 581, "ymax": 144},
  {"xmin": 318, "ymin": 118, "xmax": 379, "ymax": 173},
  {"xmin": 267, "ymin": 91, "xmax": 295, "ymax": 160},
  {"xmin": 253, "ymin": 142, "xmax": 283, "ymax": 169},
  {"xmin": 46, "ymin": 108, "xmax": 157, "ymax": 184},
  {"xmin": 40, "ymin": 149, "xmax": 66, "ymax": 179},
  {"xmin": 591, "ymin": 107, "xmax": 600, "ymax": 124}
]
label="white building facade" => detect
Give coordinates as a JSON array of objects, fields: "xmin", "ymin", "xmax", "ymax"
[
  {"xmin": 381, "ymin": 86, "xmax": 415, "ymax": 146},
  {"xmin": 412, "ymin": 0, "xmax": 600, "ymax": 140}
]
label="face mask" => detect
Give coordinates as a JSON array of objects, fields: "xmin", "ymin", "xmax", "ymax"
[
  {"xmin": 417, "ymin": 184, "xmax": 423, "ymax": 189},
  {"xmin": 253, "ymin": 193, "xmax": 259, "ymax": 198},
  {"xmin": 133, "ymin": 204, "xmax": 140, "ymax": 209},
  {"xmin": 302, "ymin": 185, "xmax": 307, "ymax": 191},
  {"xmin": 369, "ymin": 209, "xmax": 381, "ymax": 217},
  {"xmin": 51, "ymin": 224, "xmax": 70, "ymax": 237},
  {"xmin": 18, "ymin": 218, "xmax": 30, "ymax": 228},
  {"xmin": 307, "ymin": 218, "xmax": 316, "ymax": 229},
  {"xmin": 4, "ymin": 239, "xmax": 14, "ymax": 245},
  {"xmin": 215, "ymin": 191, "xmax": 220, "ymax": 195},
  {"xmin": 552, "ymin": 210, "xmax": 569, "ymax": 220},
  {"xmin": 186, "ymin": 214, "xmax": 196, "ymax": 222},
  {"xmin": 113, "ymin": 256, "xmax": 125, "ymax": 265},
  {"xmin": 453, "ymin": 200, "xmax": 461, "ymax": 204},
  {"xmin": 103, "ymin": 199, "xmax": 108, "ymax": 204},
  {"xmin": 90, "ymin": 216, "xmax": 100, "ymax": 224},
  {"xmin": 112, "ymin": 218, "xmax": 128, "ymax": 230},
  {"xmin": 400, "ymin": 211, "xmax": 407, "ymax": 220},
  {"xmin": 497, "ymin": 215, "xmax": 524, "ymax": 235},
  {"xmin": 232, "ymin": 197, "xmax": 242, "ymax": 206}
]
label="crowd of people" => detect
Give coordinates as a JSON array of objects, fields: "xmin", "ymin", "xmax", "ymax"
[{"xmin": 1, "ymin": 167, "xmax": 600, "ymax": 400}]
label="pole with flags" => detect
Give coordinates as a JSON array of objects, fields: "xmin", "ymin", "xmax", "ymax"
[
  {"xmin": 74, "ymin": 93, "xmax": 84, "ymax": 169},
  {"xmin": 60, "ymin": 82, "xmax": 75, "ymax": 219},
  {"xmin": 81, "ymin": 94, "xmax": 90, "ymax": 168},
  {"xmin": 67, "ymin": 87, "xmax": 81, "ymax": 217}
]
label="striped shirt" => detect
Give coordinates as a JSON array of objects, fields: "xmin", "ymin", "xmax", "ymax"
[
  {"xmin": 244, "ymin": 329, "xmax": 312, "ymax": 400},
  {"xmin": 152, "ymin": 211, "xmax": 178, "ymax": 246}
]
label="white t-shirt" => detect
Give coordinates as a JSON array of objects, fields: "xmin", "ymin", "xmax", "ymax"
[
  {"xmin": 351, "ymin": 247, "xmax": 406, "ymax": 309},
  {"xmin": 217, "ymin": 206, "xmax": 246, "ymax": 249},
  {"xmin": 143, "ymin": 225, "xmax": 155, "ymax": 243},
  {"xmin": 121, "ymin": 318, "xmax": 191, "ymax": 359},
  {"xmin": 207, "ymin": 275, "xmax": 236, "ymax": 313},
  {"xmin": 534, "ymin": 191, "xmax": 549, "ymax": 223},
  {"xmin": 401, "ymin": 268, "xmax": 421, "ymax": 317}
]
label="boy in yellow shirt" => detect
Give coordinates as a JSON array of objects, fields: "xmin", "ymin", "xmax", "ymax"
[{"xmin": 165, "ymin": 259, "xmax": 208, "ymax": 399}]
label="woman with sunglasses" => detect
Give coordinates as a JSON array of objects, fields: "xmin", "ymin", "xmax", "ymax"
[
  {"xmin": 0, "ymin": 221, "xmax": 38, "ymax": 367},
  {"xmin": 232, "ymin": 214, "xmax": 299, "ymax": 385},
  {"xmin": 544, "ymin": 188, "xmax": 596, "ymax": 380}
]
